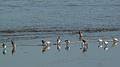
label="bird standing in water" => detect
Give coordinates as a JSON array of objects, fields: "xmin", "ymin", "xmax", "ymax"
[
  {"xmin": 11, "ymin": 40, "xmax": 16, "ymax": 55},
  {"xmin": 98, "ymin": 38, "xmax": 104, "ymax": 48},
  {"xmin": 2, "ymin": 43, "xmax": 7, "ymax": 55},
  {"xmin": 65, "ymin": 40, "xmax": 70, "ymax": 51},
  {"xmin": 79, "ymin": 31, "xmax": 83, "ymax": 41},
  {"xmin": 103, "ymin": 41, "xmax": 109, "ymax": 51},
  {"xmin": 112, "ymin": 37, "xmax": 119, "ymax": 47},
  {"xmin": 81, "ymin": 39, "xmax": 88, "ymax": 53},
  {"xmin": 56, "ymin": 36, "xmax": 61, "ymax": 51},
  {"xmin": 41, "ymin": 40, "xmax": 51, "ymax": 53}
]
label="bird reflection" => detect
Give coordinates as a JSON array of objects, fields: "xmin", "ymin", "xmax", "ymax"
[
  {"xmin": 3, "ymin": 48, "xmax": 7, "ymax": 55},
  {"xmin": 112, "ymin": 42, "xmax": 118, "ymax": 47}
]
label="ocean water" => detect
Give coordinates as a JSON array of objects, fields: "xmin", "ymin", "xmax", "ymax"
[
  {"xmin": 0, "ymin": 0, "xmax": 120, "ymax": 67},
  {"xmin": 0, "ymin": 0, "xmax": 120, "ymax": 31}
]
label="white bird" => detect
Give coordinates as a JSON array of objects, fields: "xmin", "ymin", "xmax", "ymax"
[
  {"xmin": 2, "ymin": 43, "xmax": 7, "ymax": 55},
  {"xmin": 104, "ymin": 41, "xmax": 109, "ymax": 51},
  {"xmin": 112, "ymin": 38, "xmax": 119, "ymax": 47},
  {"xmin": 98, "ymin": 38, "xmax": 104, "ymax": 48},
  {"xmin": 41, "ymin": 40, "xmax": 51, "ymax": 53},
  {"xmin": 42, "ymin": 40, "xmax": 51, "ymax": 46},
  {"xmin": 57, "ymin": 36, "xmax": 61, "ymax": 44},
  {"xmin": 2, "ymin": 43, "xmax": 7, "ymax": 49},
  {"xmin": 56, "ymin": 36, "xmax": 61, "ymax": 51},
  {"xmin": 113, "ymin": 37, "xmax": 119, "ymax": 42},
  {"xmin": 104, "ymin": 41, "xmax": 108, "ymax": 45}
]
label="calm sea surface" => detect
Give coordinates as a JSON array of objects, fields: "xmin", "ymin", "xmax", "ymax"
[{"xmin": 0, "ymin": 0, "xmax": 120, "ymax": 67}]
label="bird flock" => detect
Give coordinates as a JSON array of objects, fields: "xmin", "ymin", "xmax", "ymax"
[
  {"xmin": 41, "ymin": 31, "xmax": 119, "ymax": 53},
  {"xmin": 0, "ymin": 31, "xmax": 119, "ymax": 55}
]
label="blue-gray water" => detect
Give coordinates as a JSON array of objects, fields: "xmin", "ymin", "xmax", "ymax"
[{"xmin": 0, "ymin": 0, "xmax": 120, "ymax": 67}]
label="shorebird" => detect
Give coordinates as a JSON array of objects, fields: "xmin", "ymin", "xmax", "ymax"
[
  {"xmin": 81, "ymin": 39, "xmax": 88, "ymax": 53},
  {"xmin": 2, "ymin": 43, "xmax": 7, "ymax": 49},
  {"xmin": 41, "ymin": 40, "xmax": 51, "ymax": 53},
  {"xmin": 111, "ymin": 37, "xmax": 119, "ymax": 47},
  {"xmin": 103, "ymin": 41, "xmax": 109, "ymax": 51},
  {"xmin": 42, "ymin": 40, "xmax": 51, "ymax": 46},
  {"xmin": 112, "ymin": 37, "xmax": 119, "ymax": 43},
  {"xmin": 98, "ymin": 38, "xmax": 104, "ymax": 48},
  {"xmin": 2, "ymin": 43, "xmax": 7, "ymax": 55},
  {"xmin": 65, "ymin": 40, "xmax": 70, "ymax": 50},
  {"xmin": 79, "ymin": 31, "xmax": 83, "ymax": 40},
  {"xmin": 56, "ymin": 36, "xmax": 61, "ymax": 51},
  {"xmin": 11, "ymin": 40, "xmax": 16, "ymax": 55}
]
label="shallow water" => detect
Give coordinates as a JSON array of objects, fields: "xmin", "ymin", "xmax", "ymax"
[
  {"xmin": 0, "ymin": 0, "xmax": 120, "ymax": 67},
  {"xmin": 0, "ymin": 31, "xmax": 120, "ymax": 67}
]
